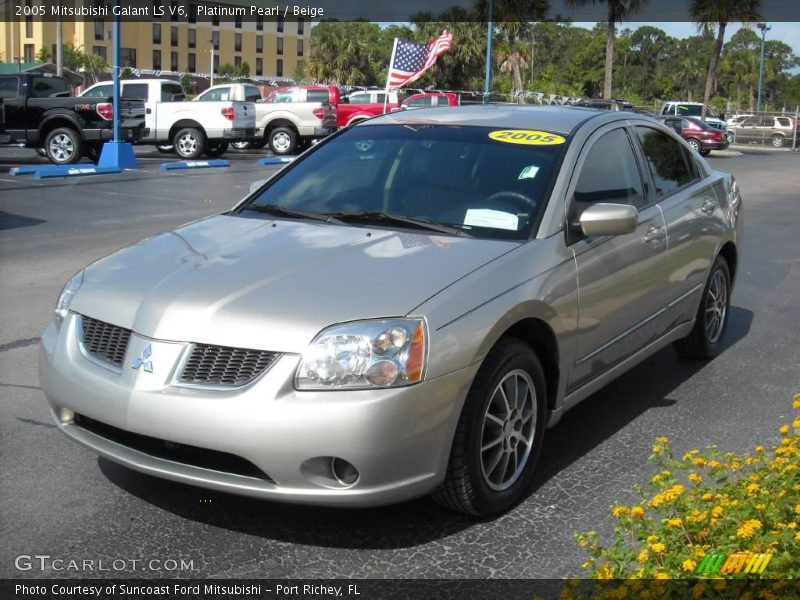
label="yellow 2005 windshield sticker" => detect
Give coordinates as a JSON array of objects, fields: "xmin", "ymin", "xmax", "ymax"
[{"xmin": 488, "ymin": 130, "xmax": 566, "ymax": 145}]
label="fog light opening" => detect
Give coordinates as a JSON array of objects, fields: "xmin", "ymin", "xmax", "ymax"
[
  {"xmin": 330, "ymin": 457, "xmax": 359, "ymax": 486},
  {"xmin": 57, "ymin": 407, "xmax": 75, "ymax": 424}
]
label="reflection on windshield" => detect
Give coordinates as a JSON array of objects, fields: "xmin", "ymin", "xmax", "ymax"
[{"xmin": 243, "ymin": 124, "xmax": 567, "ymax": 240}]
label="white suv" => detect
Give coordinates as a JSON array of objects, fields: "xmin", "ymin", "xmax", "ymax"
[{"xmin": 660, "ymin": 102, "xmax": 727, "ymax": 130}]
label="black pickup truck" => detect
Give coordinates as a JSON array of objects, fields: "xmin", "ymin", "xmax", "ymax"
[{"xmin": 0, "ymin": 73, "xmax": 146, "ymax": 164}]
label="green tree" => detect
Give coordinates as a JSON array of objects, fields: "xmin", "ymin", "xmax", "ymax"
[
  {"xmin": 565, "ymin": 0, "xmax": 647, "ymax": 99},
  {"xmin": 690, "ymin": 0, "xmax": 762, "ymax": 119}
]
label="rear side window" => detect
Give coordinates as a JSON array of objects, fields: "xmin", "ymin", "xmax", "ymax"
[
  {"xmin": 122, "ymin": 83, "xmax": 148, "ymax": 100},
  {"xmin": 406, "ymin": 96, "xmax": 434, "ymax": 108},
  {"xmin": 573, "ymin": 128, "xmax": 644, "ymax": 215},
  {"xmin": 30, "ymin": 76, "xmax": 68, "ymax": 98},
  {"xmin": 198, "ymin": 87, "xmax": 230, "ymax": 101},
  {"xmin": 635, "ymin": 126, "xmax": 695, "ymax": 198},
  {"xmin": 83, "ymin": 84, "xmax": 113, "ymax": 98},
  {"xmin": 307, "ymin": 90, "xmax": 329, "ymax": 103},
  {"xmin": 245, "ymin": 85, "xmax": 261, "ymax": 102},
  {"xmin": 776, "ymin": 117, "xmax": 790, "ymax": 127},
  {"xmin": 0, "ymin": 77, "xmax": 20, "ymax": 98},
  {"xmin": 161, "ymin": 83, "xmax": 183, "ymax": 101}
]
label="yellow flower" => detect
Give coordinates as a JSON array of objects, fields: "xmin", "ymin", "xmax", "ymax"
[
  {"xmin": 755, "ymin": 503, "xmax": 766, "ymax": 511},
  {"xmin": 655, "ymin": 436, "xmax": 669, "ymax": 444},
  {"xmin": 631, "ymin": 506, "xmax": 645, "ymax": 518},
  {"xmin": 793, "ymin": 394, "xmax": 800, "ymax": 409},
  {"xmin": 688, "ymin": 472, "xmax": 703, "ymax": 484},
  {"xmin": 746, "ymin": 483, "xmax": 761, "ymax": 494},
  {"xmin": 691, "ymin": 457, "xmax": 707, "ymax": 467},
  {"xmin": 694, "ymin": 547, "xmax": 707, "ymax": 559},
  {"xmin": 636, "ymin": 549, "xmax": 649, "ymax": 563},
  {"xmin": 787, "ymin": 522, "xmax": 797, "ymax": 529},
  {"xmin": 795, "ymin": 504, "xmax": 800, "ymax": 515},
  {"xmin": 711, "ymin": 506, "xmax": 724, "ymax": 518},
  {"xmin": 795, "ymin": 532, "xmax": 800, "ymax": 543},
  {"xmin": 793, "ymin": 417, "xmax": 800, "ymax": 428},
  {"xmin": 754, "ymin": 445, "xmax": 765, "ymax": 453},
  {"xmin": 682, "ymin": 559, "xmax": 697, "ymax": 572},
  {"xmin": 612, "ymin": 505, "xmax": 630, "ymax": 517},
  {"xmin": 649, "ymin": 543, "xmax": 666, "ymax": 554},
  {"xmin": 708, "ymin": 460, "xmax": 723, "ymax": 469},
  {"xmin": 665, "ymin": 518, "xmax": 682, "ymax": 528},
  {"xmin": 597, "ymin": 563, "xmax": 613, "ymax": 580},
  {"xmin": 653, "ymin": 572, "xmax": 669, "ymax": 580},
  {"xmin": 682, "ymin": 450, "xmax": 700, "ymax": 461},
  {"xmin": 702, "ymin": 493, "xmax": 714, "ymax": 501},
  {"xmin": 646, "ymin": 535, "xmax": 659, "ymax": 544},
  {"xmin": 736, "ymin": 519, "xmax": 762, "ymax": 539},
  {"xmin": 779, "ymin": 424, "xmax": 790, "ymax": 435}
]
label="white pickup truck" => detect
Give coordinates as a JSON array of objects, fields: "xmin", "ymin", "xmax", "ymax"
[
  {"xmin": 80, "ymin": 79, "xmax": 256, "ymax": 158},
  {"xmin": 196, "ymin": 83, "xmax": 337, "ymax": 155}
]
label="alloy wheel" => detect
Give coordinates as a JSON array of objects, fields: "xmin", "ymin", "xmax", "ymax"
[
  {"xmin": 177, "ymin": 133, "xmax": 198, "ymax": 156},
  {"xmin": 49, "ymin": 134, "xmax": 75, "ymax": 162},
  {"xmin": 705, "ymin": 269, "xmax": 728, "ymax": 344},
  {"xmin": 272, "ymin": 132, "xmax": 292, "ymax": 153}
]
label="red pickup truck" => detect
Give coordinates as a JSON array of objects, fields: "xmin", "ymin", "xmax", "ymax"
[{"xmin": 337, "ymin": 91, "xmax": 458, "ymax": 127}]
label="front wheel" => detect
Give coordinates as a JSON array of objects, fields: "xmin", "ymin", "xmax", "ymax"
[
  {"xmin": 204, "ymin": 141, "xmax": 228, "ymax": 158},
  {"xmin": 674, "ymin": 256, "xmax": 731, "ymax": 359},
  {"xmin": 45, "ymin": 127, "xmax": 82, "ymax": 164},
  {"xmin": 172, "ymin": 127, "xmax": 205, "ymax": 159},
  {"xmin": 433, "ymin": 338, "xmax": 547, "ymax": 516},
  {"xmin": 268, "ymin": 126, "xmax": 297, "ymax": 155}
]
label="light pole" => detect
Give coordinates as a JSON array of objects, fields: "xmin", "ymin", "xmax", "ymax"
[
  {"xmin": 210, "ymin": 40, "xmax": 215, "ymax": 87},
  {"xmin": 756, "ymin": 22, "xmax": 771, "ymax": 113}
]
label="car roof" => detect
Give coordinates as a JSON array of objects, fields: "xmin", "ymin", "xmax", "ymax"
[{"xmin": 362, "ymin": 104, "xmax": 626, "ymax": 135}]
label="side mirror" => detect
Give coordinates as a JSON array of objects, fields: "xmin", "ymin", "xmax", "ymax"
[{"xmin": 578, "ymin": 203, "xmax": 639, "ymax": 237}]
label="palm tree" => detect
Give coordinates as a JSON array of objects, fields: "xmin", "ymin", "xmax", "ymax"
[
  {"xmin": 565, "ymin": 0, "xmax": 646, "ymax": 99},
  {"xmin": 690, "ymin": 0, "xmax": 762, "ymax": 119}
]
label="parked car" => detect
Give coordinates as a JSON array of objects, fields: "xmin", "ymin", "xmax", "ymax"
[
  {"xmin": 726, "ymin": 114, "xmax": 753, "ymax": 128},
  {"xmin": 660, "ymin": 101, "xmax": 727, "ymax": 131},
  {"xmin": 573, "ymin": 98, "xmax": 635, "ymax": 112},
  {"xmin": 200, "ymin": 83, "xmax": 337, "ymax": 154},
  {"xmin": 401, "ymin": 92, "xmax": 459, "ymax": 109},
  {"xmin": 0, "ymin": 73, "xmax": 146, "ymax": 164},
  {"xmin": 655, "ymin": 115, "xmax": 729, "ymax": 155},
  {"xmin": 40, "ymin": 106, "xmax": 742, "ymax": 516},
  {"xmin": 265, "ymin": 85, "xmax": 341, "ymax": 106},
  {"xmin": 727, "ymin": 115, "xmax": 797, "ymax": 148},
  {"xmin": 337, "ymin": 91, "xmax": 460, "ymax": 126}
]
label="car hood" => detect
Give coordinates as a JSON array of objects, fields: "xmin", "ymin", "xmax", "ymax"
[{"xmin": 71, "ymin": 215, "xmax": 518, "ymax": 353}]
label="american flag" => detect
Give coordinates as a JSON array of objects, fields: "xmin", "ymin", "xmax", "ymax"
[{"xmin": 386, "ymin": 30, "xmax": 453, "ymax": 89}]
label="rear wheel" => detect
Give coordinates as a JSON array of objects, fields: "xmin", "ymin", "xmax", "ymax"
[
  {"xmin": 204, "ymin": 141, "xmax": 228, "ymax": 158},
  {"xmin": 85, "ymin": 143, "xmax": 102, "ymax": 163},
  {"xmin": 433, "ymin": 338, "xmax": 547, "ymax": 516},
  {"xmin": 45, "ymin": 127, "xmax": 82, "ymax": 164},
  {"xmin": 268, "ymin": 126, "xmax": 297, "ymax": 155},
  {"xmin": 699, "ymin": 149, "xmax": 711, "ymax": 156},
  {"xmin": 771, "ymin": 134, "xmax": 785, "ymax": 148},
  {"xmin": 231, "ymin": 140, "xmax": 251, "ymax": 150},
  {"xmin": 155, "ymin": 144, "xmax": 174, "ymax": 154},
  {"xmin": 686, "ymin": 138, "xmax": 702, "ymax": 153},
  {"xmin": 173, "ymin": 127, "xmax": 205, "ymax": 159},
  {"xmin": 674, "ymin": 256, "xmax": 731, "ymax": 359}
]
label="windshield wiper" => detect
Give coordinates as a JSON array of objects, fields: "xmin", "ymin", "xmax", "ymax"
[
  {"xmin": 240, "ymin": 203, "xmax": 344, "ymax": 225},
  {"xmin": 328, "ymin": 211, "xmax": 467, "ymax": 237}
]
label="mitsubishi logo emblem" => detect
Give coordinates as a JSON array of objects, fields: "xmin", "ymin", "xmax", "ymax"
[{"xmin": 131, "ymin": 344, "xmax": 153, "ymax": 373}]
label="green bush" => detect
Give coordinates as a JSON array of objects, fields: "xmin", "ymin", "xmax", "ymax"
[{"xmin": 576, "ymin": 394, "xmax": 800, "ymax": 581}]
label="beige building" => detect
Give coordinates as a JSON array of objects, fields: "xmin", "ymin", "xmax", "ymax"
[{"xmin": 1, "ymin": 1, "xmax": 310, "ymax": 81}]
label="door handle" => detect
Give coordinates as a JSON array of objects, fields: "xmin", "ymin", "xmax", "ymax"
[
  {"xmin": 644, "ymin": 225, "xmax": 666, "ymax": 243},
  {"xmin": 701, "ymin": 198, "xmax": 717, "ymax": 216}
]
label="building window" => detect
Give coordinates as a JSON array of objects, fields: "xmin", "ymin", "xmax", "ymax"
[
  {"xmin": 188, "ymin": 53, "xmax": 196, "ymax": 72},
  {"xmin": 152, "ymin": 23, "xmax": 161, "ymax": 44},
  {"xmin": 24, "ymin": 44, "xmax": 35, "ymax": 63},
  {"xmin": 152, "ymin": 50, "xmax": 161, "ymax": 70},
  {"xmin": 276, "ymin": 59, "xmax": 283, "ymax": 77},
  {"xmin": 188, "ymin": 28, "xmax": 196, "ymax": 49},
  {"xmin": 256, "ymin": 16, "xmax": 263, "ymax": 31},
  {"xmin": 93, "ymin": 46, "xmax": 107, "ymax": 61},
  {"xmin": 170, "ymin": 1, "xmax": 178, "ymax": 21},
  {"xmin": 298, "ymin": 18, "xmax": 304, "ymax": 35},
  {"xmin": 171, "ymin": 51, "xmax": 178, "ymax": 72},
  {"xmin": 188, "ymin": 3, "xmax": 196, "ymax": 23},
  {"xmin": 94, "ymin": 19, "xmax": 104, "ymax": 41},
  {"xmin": 120, "ymin": 48, "xmax": 137, "ymax": 68},
  {"xmin": 235, "ymin": 33, "xmax": 242, "ymax": 53},
  {"xmin": 256, "ymin": 58, "xmax": 263, "ymax": 76},
  {"xmin": 213, "ymin": 54, "xmax": 219, "ymax": 70},
  {"xmin": 211, "ymin": 30, "xmax": 219, "ymax": 50},
  {"xmin": 234, "ymin": 56, "xmax": 242, "ymax": 69},
  {"xmin": 256, "ymin": 35, "xmax": 263, "ymax": 53},
  {"xmin": 297, "ymin": 39, "xmax": 303, "ymax": 57},
  {"xmin": 277, "ymin": 16, "xmax": 284, "ymax": 33},
  {"xmin": 277, "ymin": 38, "xmax": 283, "ymax": 55},
  {"xmin": 171, "ymin": 26, "xmax": 178, "ymax": 47},
  {"xmin": 235, "ymin": 15, "xmax": 242, "ymax": 28}
]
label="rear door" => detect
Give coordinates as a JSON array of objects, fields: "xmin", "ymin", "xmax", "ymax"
[
  {"xmin": 568, "ymin": 125, "xmax": 670, "ymax": 391},
  {"xmin": 0, "ymin": 76, "xmax": 24, "ymax": 138}
]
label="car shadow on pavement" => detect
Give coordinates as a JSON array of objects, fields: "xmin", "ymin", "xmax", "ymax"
[
  {"xmin": 99, "ymin": 306, "xmax": 752, "ymax": 549},
  {"xmin": 0, "ymin": 211, "xmax": 46, "ymax": 230}
]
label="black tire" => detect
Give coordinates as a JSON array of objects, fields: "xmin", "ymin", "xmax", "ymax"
[
  {"xmin": 204, "ymin": 141, "xmax": 228, "ymax": 158},
  {"xmin": 172, "ymin": 127, "xmax": 205, "ymax": 159},
  {"xmin": 268, "ymin": 126, "xmax": 297, "ymax": 155},
  {"xmin": 699, "ymin": 149, "xmax": 711, "ymax": 156},
  {"xmin": 35, "ymin": 147, "xmax": 47, "ymax": 158},
  {"xmin": 433, "ymin": 338, "xmax": 547, "ymax": 516},
  {"xmin": 674, "ymin": 256, "xmax": 731, "ymax": 359},
  {"xmin": 85, "ymin": 143, "xmax": 102, "ymax": 163},
  {"xmin": 44, "ymin": 127, "xmax": 82, "ymax": 164},
  {"xmin": 155, "ymin": 144, "xmax": 174, "ymax": 154},
  {"xmin": 231, "ymin": 140, "xmax": 251, "ymax": 150},
  {"xmin": 771, "ymin": 134, "xmax": 785, "ymax": 148},
  {"xmin": 686, "ymin": 138, "xmax": 702, "ymax": 153}
]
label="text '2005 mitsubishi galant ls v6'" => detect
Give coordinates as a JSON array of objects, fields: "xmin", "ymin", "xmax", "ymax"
[{"xmin": 40, "ymin": 105, "xmax": 742, "ymax": 516}]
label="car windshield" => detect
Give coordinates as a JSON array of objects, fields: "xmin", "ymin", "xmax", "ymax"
[{"xmin": 239, "ymin": 124, "xmax": 567, "ymax": 240}]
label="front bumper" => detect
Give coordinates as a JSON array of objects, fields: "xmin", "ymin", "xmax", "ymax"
[{"xmin": 39, "ymin": 315, "xmax": 475, "ymax": 507}]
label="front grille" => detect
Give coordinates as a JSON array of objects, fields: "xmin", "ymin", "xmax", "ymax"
[
  {"xmin": 74, "ymin": 414, "xmax": 273, "ymax": 481},
  {"xmin": 80, "ymin": 316, "xmax": 132, "ymax": 368},
  {"xmin": 179, "ymin": 343, "xmax": 279, "ymax": 387}
]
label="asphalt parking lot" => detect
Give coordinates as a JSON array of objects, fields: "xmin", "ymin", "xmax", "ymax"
[{"xmin": 1, "ymin": 145, "xmax": 799, "ymax": 579}]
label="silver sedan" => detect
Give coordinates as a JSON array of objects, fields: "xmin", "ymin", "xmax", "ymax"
[{"xmin": 39, "ymin": 105, "xmax": 742, "ymax": 516}]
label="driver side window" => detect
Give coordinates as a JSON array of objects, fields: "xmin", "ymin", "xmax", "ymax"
[{"xmin": 572, "ymin": 128, "xmax": 645, "ymax": 219}]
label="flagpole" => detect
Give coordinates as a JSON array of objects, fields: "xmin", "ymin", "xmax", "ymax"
[{"xmin": 384, "ymin": 38, "xmax": 399, "ymax": 114}]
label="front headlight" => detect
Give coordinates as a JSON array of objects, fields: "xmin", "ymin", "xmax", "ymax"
[
  {"xmin": 54, "ymin": 270, "xmax": 84, "ymax": 325},
  {"xmin": 295, "ymin": 318, "xmax": 426, "ymax": 390}
]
